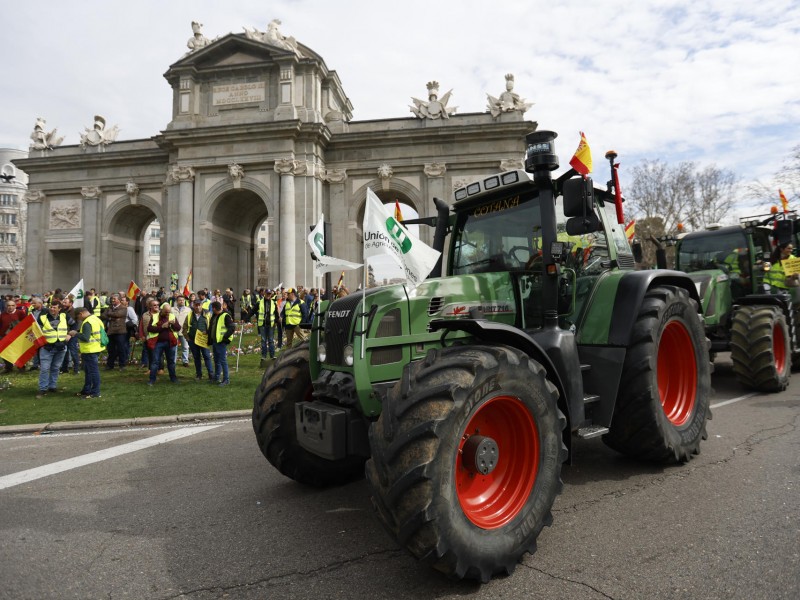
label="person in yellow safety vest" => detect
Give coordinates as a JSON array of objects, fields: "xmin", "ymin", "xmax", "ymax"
[
  {"xmin": 240, "ymin": 288, "xmax": 254, "ymax": 323},
  {"xmin": 764, "ymin": 242, "xmax": 799, "ymax": 290},
  {"xmin": 256, "ymin": 289, "xmax": 277, "ymax": 366},
  {"xmin": 99, "ymin": 291, "xmax": 109, "ymax": 312},
  {"xmin": 281, "ymin": 288, "xmax": 308, "ymax": 348},
  {"xmin": 146, "ymin": 303, "xmax": 182, "ymax": 385},
  {"xmin": 209, "ymin": 301, "xmax": 233, "ymax": 386},
  {"xmin": 71, "ymin": 306, "xmax": 104, "ymax": 399},
  {"xmin": 183, "ymin": 298, "xmax": 214, "ymax": 381},
  {"xmin": 196, "ymin": 289, "xmax": 212, "ymax": 314},
  {"xmin": 85, "ymin": 289, "xmax": 102, "ymax": 317},
  {"xmin": 36, "ymin": 300, "xmax": 76, "ymax": 398}
]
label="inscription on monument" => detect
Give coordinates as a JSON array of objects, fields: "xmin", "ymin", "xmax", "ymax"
[{"xmin": 212, "ymin": 82, "xmax": 266, "ymax": 106}]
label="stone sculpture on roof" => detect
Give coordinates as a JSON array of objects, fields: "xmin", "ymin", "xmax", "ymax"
[
  {"xmin": 186, "ymin": 21, "xmax": 212, "ymax": 52},
  {"xmin": 243, "ymin": 19, "xmax": 303, "ymax": 56},
  {"xmin": 410, "ymin": 81, "xmax": 457, "ymax": 120},
  {"xmin": 487, "ymin": 73, "xmax": 533, "ymax": 118},
  {"xmin": 79, "ymin": 115, "xmax": 120, "ymax": 152},
  {"xmin": 29, "ymin": 117, "xmax": 64, "ymax": 153}
]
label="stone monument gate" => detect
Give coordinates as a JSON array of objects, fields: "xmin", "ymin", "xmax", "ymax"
[{"xmin": 17, "ymin": 23, "xmax": 535, "ymax": 293}]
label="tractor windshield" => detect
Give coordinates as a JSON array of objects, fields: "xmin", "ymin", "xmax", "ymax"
[
  {"xmin": 677, "ymin": 230, "xmax": 750, "ymax": 274},
  {"xmin": 451, "ymin": 191, "xmax": 542, "ymax": 275}
]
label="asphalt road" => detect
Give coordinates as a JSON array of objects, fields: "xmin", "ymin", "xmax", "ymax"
[{"xmin": 0, "ymin": 355, "xmax": 798, "ymax": 600}]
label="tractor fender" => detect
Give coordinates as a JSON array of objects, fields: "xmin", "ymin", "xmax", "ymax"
[
  {"xmin": 429, "ymin": 318, "xmax": 580, "ymax": 442},
  {"xmin": 608, "ymin": 270, "xmax": 702, "ymax": 347}
]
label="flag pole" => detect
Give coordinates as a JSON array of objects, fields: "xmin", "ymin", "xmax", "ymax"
[
  {"xmin": 361, "ymin": 260, "xmax": 367, "ymax": 360},
  {"xmin": 235, "ymin": 324, "xmax": 244, "ymax": 372}
]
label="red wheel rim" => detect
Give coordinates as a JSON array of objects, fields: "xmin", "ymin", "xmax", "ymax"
[
  {"xmin": 657, "ymin": 320, "xmax": 698, "ymax": 427},
  {"xmin": 456, "ymin": 395, "xmax": 539, "ymax": 529},
  {"xmin": 773, "ymin": 322, "xmax": 787, "ymax": 375}
]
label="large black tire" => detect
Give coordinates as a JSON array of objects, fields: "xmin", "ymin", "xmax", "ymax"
[
  {"xmin": 365, "ymin": 345, "xmax": 566, "ymax": 582},
  {"xmin": 730, "ymin": 305, "xmax": 791, "ymax": 391},
  {"xmin": 603, "ymin": 286, "xmax": 711, "ymax": 463},
  {"xmin": 252, "ymin": 342, "xmax": 366, "ymax": 487}
]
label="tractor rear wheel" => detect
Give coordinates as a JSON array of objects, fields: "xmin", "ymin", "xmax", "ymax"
[
  {"xmin": 366, "ymin": 345, "xmax": 566, "ymax": 582},
  {"xmin": 603, "ymin": 285, "xmax": 711, "ymax": 462},
  {"xmin": 730, "ymin": 305, "xmax": 791, "ymax": 392},
  {"xmin": 252, "ymin": 342, "xmax": 366, "ymax": 487}
]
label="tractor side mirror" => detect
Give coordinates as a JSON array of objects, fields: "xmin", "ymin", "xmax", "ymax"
[
  {"xmin": 631, "ymin": 241, "xmax": 643, "ymax": 263},
  {"xmin": 775, "ymin": 220, "xmax": 794, "ymax": 246},
  {"xmin": 563, "ymin": 177, "xmax": 601, "ymax": 235}
]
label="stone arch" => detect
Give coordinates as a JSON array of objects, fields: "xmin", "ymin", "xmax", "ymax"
[
  {"xmin": 102, "ymin": 193, "xmax": 164, "ymax": 293},
  {"xmin": 348, "ymin": 178, "xmax": 422, "ymax": 224},
  {"xmin": 201, "ymin": 177, "xmax": 273, "ymax": 292}
]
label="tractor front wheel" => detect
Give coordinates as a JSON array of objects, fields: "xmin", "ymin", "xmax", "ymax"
[
  {"xmin": 252, "ymin": 342, "xmax": 366, "ymax": 487},
  {"xmin": 366, "ymin": 345, "xmax": 566, "ymax": 582},
  {"xmin": 603, "ymin": 285, "xmax": 711, "ymax": 462},
  {"xmin": 730, "ymin": 305, "xmax": 791, "ymax": 392}
]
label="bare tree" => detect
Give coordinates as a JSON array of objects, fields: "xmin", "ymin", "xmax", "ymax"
[
  {"xmin": 745, "ymin": 143, "xmax": 800, "ymax": 206},
  {"xmin": 627, "ymin": 159, "xmax": 738, "ymax": 235}
]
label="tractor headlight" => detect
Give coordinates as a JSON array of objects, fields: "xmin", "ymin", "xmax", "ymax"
[
  {"xmin": 318, "ymin": 343, "xmax": 327, "ymax": 363},
  {"xmin": 343, "ymin": 344, "xmax": 354, "ymax": 366}
]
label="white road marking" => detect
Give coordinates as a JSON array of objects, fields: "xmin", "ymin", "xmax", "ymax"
[
  {"xmin": 0, "ymin": 419, "xmax": 249, "ymax": 442},
  {"xmin": 0, "ymin": 424, "xmax": 222, "ymax": 491},
  {"xmin": 710, "ymin": 392, "xmax": 759, "ymax": 409}
]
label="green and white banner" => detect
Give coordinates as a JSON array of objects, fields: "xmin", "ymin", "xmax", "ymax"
[
  {"xmin": 363, "ymin": 188, "xmax": 440, "ymax": 289},
  {"xmin": 307, "ymin": 214, "xmax": 362, "ymax": 275},
  {"xmin": 67, "ymin": 278, "xmax": 85, "ymax": 308}
]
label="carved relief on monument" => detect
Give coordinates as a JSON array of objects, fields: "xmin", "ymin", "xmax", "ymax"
[
  {"xmin": 81, "ymin": 186, "xmax": 102, "ymax": 199},
  {"xmin": 49, "ymin": 200, "xmax": 81, "ymax": 230},
  {"xmin": 166, "ymin": 164, "xmax": 196, "ymax": 184},
  {"xmin": 377, "ymin": 163, "xmax": 394, "ymax": 190},
  {"xmin": 500, "ymin": 158, "xmax": 524, "ymax": 171},
  {"xmin": 228, "ymin": 163, "xmax": 244, "ymax": 182},
  {"xmin": 125, "ymin": 180, "xmax": 140, "ymax": 198},
  {"xmin": 274, "ymin": 158, "xmax": 306, "ymax": 176},
  {"xmin": 410, "ymin": 81, "xmax": 457, "ymax": 120},
  {"xmin": 321, "ymin": 168, "xmax": 347, "ymax": 184},
  {"xmin": 24, "ymin": 190, "xmax": 46, "ymax": 203},
  {"xmin": 79, "ymin": 115, "xmax": 120, "ymax": 151},
  {"xmin": 424, "ymin": 162, "xmax": 447, "ymax": 178}
]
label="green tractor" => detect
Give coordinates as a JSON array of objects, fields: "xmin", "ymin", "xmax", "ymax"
[
  {"xmin": 672, "ymin": 212, "xmax": 800, "ymax": 391},
  {"xmin": 252, "ymin": 130, "xmax": 712, "ymax": 582}
]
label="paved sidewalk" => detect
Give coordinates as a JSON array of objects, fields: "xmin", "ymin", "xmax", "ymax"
[{"xmin": 0, "ymin": 409, "xmax": 251, "ymax": 435}]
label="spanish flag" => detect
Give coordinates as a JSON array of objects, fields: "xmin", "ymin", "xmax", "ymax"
[
  {"xmin": 625, "ymin": 220, "xmax": 636, "ymax": 242},
  {"xmin": 126, "ymin": 280, "xmax": 140, "ymax": 300},
  {"xmin": 394, "ymin": 200, "xmax": 404, "ymax": 222},
  {"xmin": 336, "ymin": 271, "xmax": 345, "ymax": 288},
  {"xmin": 780, "ymin": 189, "xmax": 789, "ymax": 213},
  {"xmin": 182, "ymin": 270, "xmax": 193, "ymax": 297},
  {"xmin": 0, "ymin": 314, "xmax": 46, "ymax": 368},
  {"xmin": 569, "ymin": 131, "xmax": 593, "ymax": 176}
]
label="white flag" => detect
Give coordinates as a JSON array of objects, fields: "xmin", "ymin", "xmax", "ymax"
[
  {"xmin": 307, "ymin": 214, "xmax": 363, "ymax": 276},
  {"xmin": 68, "ymin": 278, "xmax": 85, "ymax": 308},
  {"xmin": 363, "ymin": 188, "xmax": 440, "ymax": 289}
]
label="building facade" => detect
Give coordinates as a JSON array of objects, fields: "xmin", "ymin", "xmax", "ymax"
[
  {"xmin": 0, "ymin": 148, "xmax": 28, "ymax": 295},
  {"xmin": 15, "ymin": 24, "xmax": 535, "ymax": 294}
]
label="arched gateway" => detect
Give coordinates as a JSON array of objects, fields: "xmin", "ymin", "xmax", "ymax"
[{"xmin": 17, "ymin": 22, "xmax": 534, "ymax": 294}]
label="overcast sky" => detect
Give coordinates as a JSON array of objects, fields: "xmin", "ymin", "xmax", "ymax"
[{"xmin": 2, "ymin": 0, "xmax": 798, "ymax": 219}]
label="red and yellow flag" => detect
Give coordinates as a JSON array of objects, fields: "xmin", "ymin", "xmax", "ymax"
[
  {"xmin": 779, "ymin": 189, "xmax": 789, "ymax": 213},
  {"xmin": 336, "ymin": 271, "xmax": 345, "ymax": 289},
  {"xmin": 182, "ymin": 270, "xmax": 193, "ymax": 297},
  {"xmin": 394, "ymin": 200, "xmax": 404, "ymax": 222},
  {"xmin": 126, "ymin": 280, "xmax": 140, "ymax": 300},
  {"xmin": 625, "ymin": 220, "xmax": 636, "ymax": 242},
  {"xmin": 0, "ymin": 314, "xmax": 46, "ymax": 368},
  {"xmin": 569, "ymin": 131, "xmax": 593, "ymax": 176}
]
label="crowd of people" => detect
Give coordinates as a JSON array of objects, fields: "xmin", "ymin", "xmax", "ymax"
[{"xmin": 0, "ymin": 282, "xmax": 351, "ymax": 399}]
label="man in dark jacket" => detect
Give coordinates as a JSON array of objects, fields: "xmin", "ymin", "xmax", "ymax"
[{"xmin": 103, "ymin": 293, "xmax": 129, "ymax": 371}]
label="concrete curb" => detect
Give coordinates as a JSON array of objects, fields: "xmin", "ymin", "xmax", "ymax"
[{"xmin": 0, "ymin": 410, "xmax": 251, "ymax": 435}]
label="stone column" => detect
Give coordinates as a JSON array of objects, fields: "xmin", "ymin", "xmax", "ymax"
[
  {"xmin": 166, "ymin": 165, "xmax": 195, "ymax": 286},
  {"xmin": 275, "ymin": 158, "xmax": 298, "ymax": 286},
  {"xmin": 23, "ymin": 190, "xmax": 46, "ymax": 293},
  {"xmin": 323, "ymin": 168, "xmax": 349, "ymax": 259},
  {"xmin": 424, "ymin": 162, "xmax": 447, "ymax": 247},
  {"xmin": 80, "ymin": 186, "xmax": 102, "ymax": 286}
]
